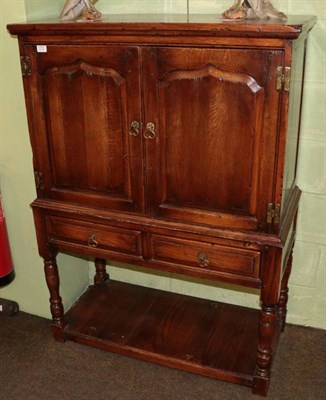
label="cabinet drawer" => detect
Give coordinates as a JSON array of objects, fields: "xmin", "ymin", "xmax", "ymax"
[
  {"xmin": 150, "ymin": 235, "xmax": 260, "ymax": 280},
  {"xmin": 47, "ymin": 217, "xmax": 142, "ymax": 256}
]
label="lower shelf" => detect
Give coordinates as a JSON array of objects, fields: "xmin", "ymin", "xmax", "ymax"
[{"xmin": 64, "ymin": 280, "xmax": 260, "ymax": 387}]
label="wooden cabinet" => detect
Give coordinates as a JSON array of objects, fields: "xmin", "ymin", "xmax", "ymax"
[{"xmin": 8, "ymin": 15, "xmax": 316, "ymax": 396}]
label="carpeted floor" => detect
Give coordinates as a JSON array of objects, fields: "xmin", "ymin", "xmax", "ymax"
[{"xmin": 0, "ymin": 312, "xmax": 325, "ymax": 400}]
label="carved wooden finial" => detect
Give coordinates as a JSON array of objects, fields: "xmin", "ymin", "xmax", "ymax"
[{"xmin": 222, "ymin": 0, "xmax": 287, "ymax": 21}]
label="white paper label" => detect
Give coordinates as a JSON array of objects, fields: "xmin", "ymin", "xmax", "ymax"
[
  {"xmin": 37, "ymin": 45, "xmax": 47, "ymax": 53},
  {"xmin": 0, "ymin": 305, "xmax": 3, "ymax": 312}
]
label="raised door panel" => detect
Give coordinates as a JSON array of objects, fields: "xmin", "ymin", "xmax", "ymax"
[
  {"xmin": 142, "ymin": 47, "xmax": 282, "ymax": 231},
  {"xmin": 25, "ymin": 45, "xmax": 144, "ymax": 212}
]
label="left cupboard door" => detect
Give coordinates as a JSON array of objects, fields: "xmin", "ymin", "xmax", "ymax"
[{"xmin": 23, "ymin": 45, "xmax": 144, "ymax": 213}]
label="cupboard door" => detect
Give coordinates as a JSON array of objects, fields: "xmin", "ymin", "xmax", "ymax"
[
  {"xmin": 142, "ymin": 47, "xmax": 282, "ymax": 231},
  {"xmin": 25, "ymin": 45, "xmax": 144, "ymax": 212}
]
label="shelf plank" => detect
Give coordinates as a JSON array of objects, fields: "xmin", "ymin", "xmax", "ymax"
[{"xmin": 64, "ymin": 281, "xmax": 259, "ymax": 386}]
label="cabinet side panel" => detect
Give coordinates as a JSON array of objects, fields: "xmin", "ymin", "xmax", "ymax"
[{"xmin": 282, "ymin": 39, "xmax": 306, "ymax": 214}]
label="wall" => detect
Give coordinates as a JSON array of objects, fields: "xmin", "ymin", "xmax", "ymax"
[
  {"xmin": 2, "ymin": 0, "xmax": 325, "ymax": 329},
  {"xmin": 286, "ymin": 0, "xmax": 326, "ymax": 328},
  {"xmin": 0, "ymin": 1, "xmax": 90, "ymax": 318}
]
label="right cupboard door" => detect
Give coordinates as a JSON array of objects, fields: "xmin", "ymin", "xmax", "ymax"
[{"xmin": 142, "ymin": 47, "xmax": 283, "ymax": 231}]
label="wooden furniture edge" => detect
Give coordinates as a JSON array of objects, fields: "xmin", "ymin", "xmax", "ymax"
[
  {"xmin": 31, "ymin": 199, "xmax": 283, "ymax": 248},
  {"xmin": 7, "ymin": 15, "xmax": 317, "ymax": 39}
]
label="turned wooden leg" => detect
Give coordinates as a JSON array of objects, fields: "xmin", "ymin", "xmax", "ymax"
[
  {"xmin": 277, "ymin": 253, "xmax": 293, "ymax": 332},
  {"xmin": 44, "ymin": 257, "xmax": 66, "ymax": 342},
  {"xmin": 252, "ymin": 304, "xmax": 277, "ymax": 396},
  {"xmin": 94, "ymin": 258, "xmax": 110, "ymax": 284}
]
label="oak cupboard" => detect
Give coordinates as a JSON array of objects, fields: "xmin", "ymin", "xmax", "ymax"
[{"xmin": 7, "ymin": 15, "xmax": 316, "ymax": 396}]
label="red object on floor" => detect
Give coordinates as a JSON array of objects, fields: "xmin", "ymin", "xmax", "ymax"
[{"xmin": 0, "ymin": 193, "xmax": 15, "ymax": 287}]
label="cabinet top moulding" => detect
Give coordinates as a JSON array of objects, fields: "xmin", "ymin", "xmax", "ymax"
[{"xmin": 7, "ymin": 14, "xmax": 316, "ymax": 40}]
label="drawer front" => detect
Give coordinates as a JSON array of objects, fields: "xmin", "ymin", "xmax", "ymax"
[
  {"xmin": 150, "ymin": 235, "xmax": 260, "ymax": 279},
  {"xmin": 47, "ymin": 217, "xmax": 142, "ymax": 256}
]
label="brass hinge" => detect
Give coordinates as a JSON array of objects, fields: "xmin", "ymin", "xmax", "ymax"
[
  {"xmin": 267, "ymin": 203, "xmax": 281, "ymax": 225},
  {"xmin": 276, "ymin": 66, "xmax": 291, "ymax": 92},
  {"xmin": 20, "ymin": 56, "xmax": 31, "ymax": 77},
  {"xmin": 34, "ymin": 171, "xmax": 44, "ymax": 190}
]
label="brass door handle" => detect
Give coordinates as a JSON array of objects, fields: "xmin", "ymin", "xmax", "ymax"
[
  {"xmin": 88, "ymin": 234, "xmax": 99, "ymax": 248},
  {"xmin": 143, "ymin": 122, "xmax": 156, "ymax": 139},
  {"xmin": 198, "ymin": 252, "xmax": 210, "ymax": 268},
  {"xmin": 129, "ymin": 120, "xmax": 140, "ymax": 137}
]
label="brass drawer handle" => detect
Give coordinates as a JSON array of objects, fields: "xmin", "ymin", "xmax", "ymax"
[
  {"xmin": 143, "ymin": 122, "xmax": 156, "ymax": 139},
  {"xmin": 129, "ymin": 120, "xmax": 140, "ymax": 137},
  {"xmin": 198, "ymin": 252, "xmax": 210, "ymax": 268},
  {"xmin": 88, "ymin": 234, "xmax": 99, "ymax": 248}
]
